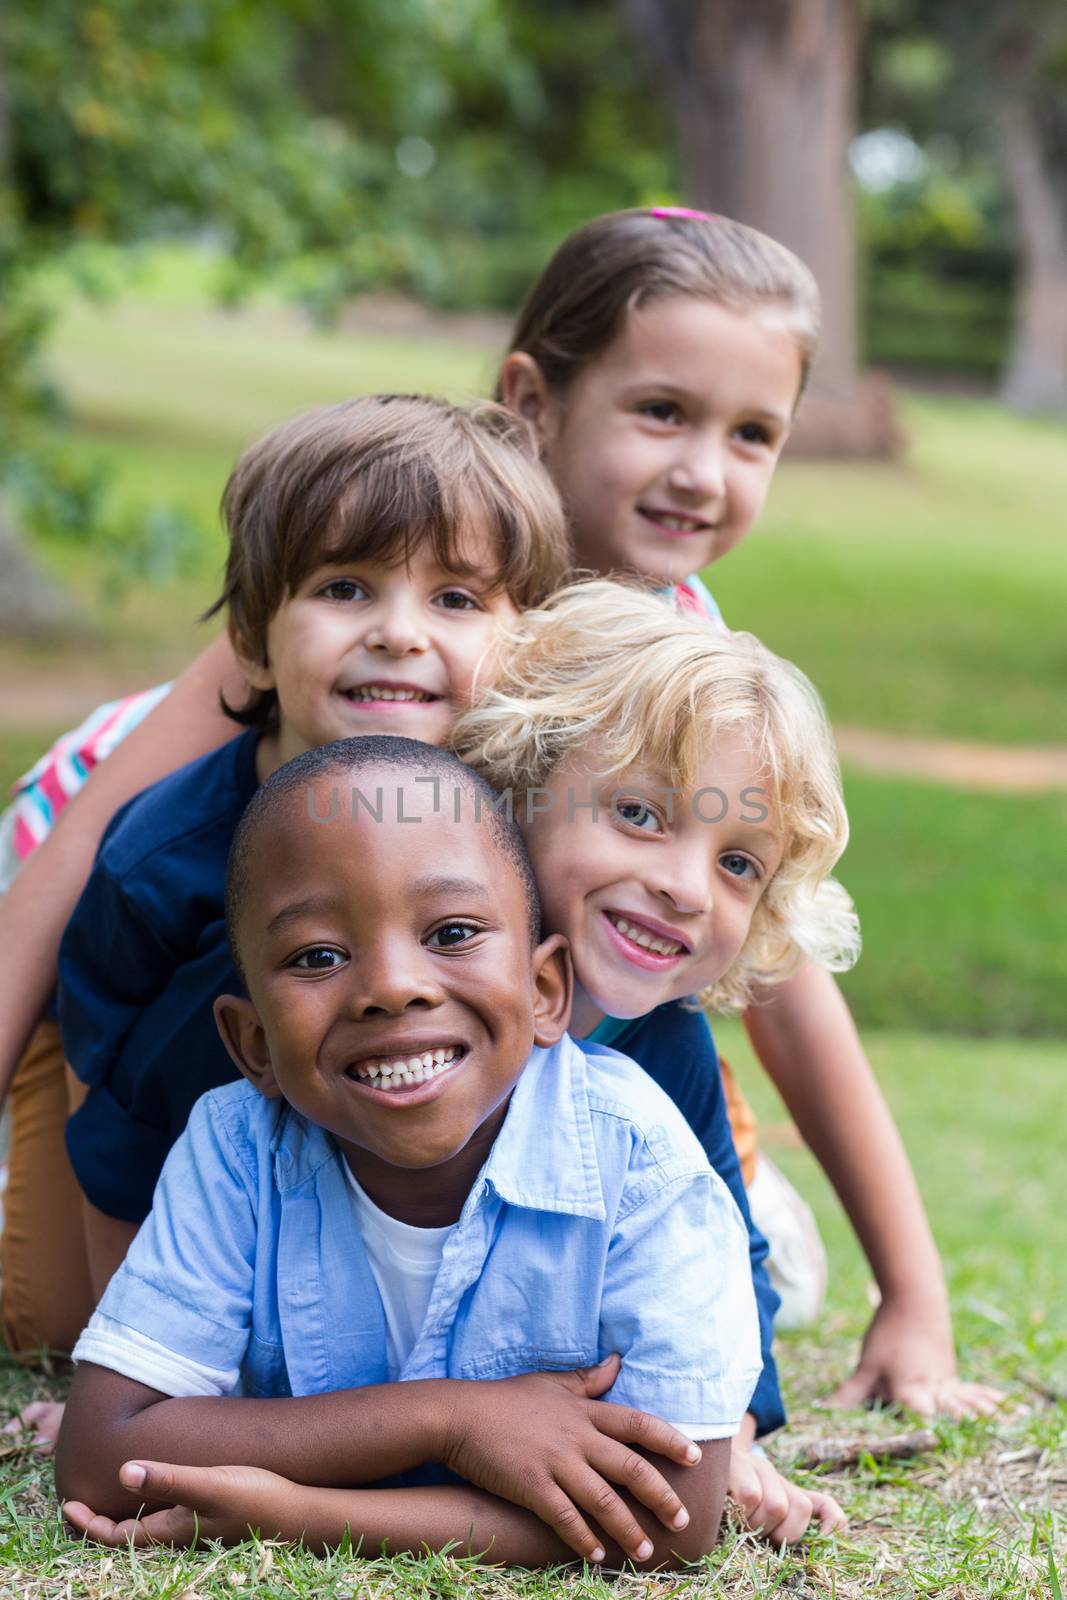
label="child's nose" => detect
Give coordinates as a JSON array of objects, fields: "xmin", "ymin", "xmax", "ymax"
[
  {"xmin": 646, "ymin": 848, "xmax": 714, "ymax": 917},
  {"xmin": 347, "ymin": 946, "xmax": 443, "ymax": 1017},
  {"xmin": 365, "ymin": 602, "xmax": 430, "ymax": 656},
  {"xmin": 667, "ymin": 432, "xmax": 726, "ymax": 503}
]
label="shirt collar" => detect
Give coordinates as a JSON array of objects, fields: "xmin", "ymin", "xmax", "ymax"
[
  {"xmin": 269, "ymin": 1035, "xmax": 607, "ymax": 1220},
  {"xmin": 478, "ymin": 1035, "xmax": 606, "ymax": 1221}
]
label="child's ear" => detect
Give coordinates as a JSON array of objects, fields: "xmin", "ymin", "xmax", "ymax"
[
  {"xmin": 498, "ymin": 353, "xmax": 556, "ymax": 446},
  {"xmin": 227, "ymin": 618, "xmax": 275, "ymax": 694},
  {"xmin": 530, "ymin": 933, "xmax": 573, "ymax": 1047},
  {"xmin": 213, "ymin": 994, "xmax": 284, "ymax": 1099}
]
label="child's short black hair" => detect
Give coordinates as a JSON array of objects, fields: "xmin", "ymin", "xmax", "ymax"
[
  {"xmin": 206, "ymin": 395, "xmax": 571, "ymax": 731},
  {"xmin": 225, "ymin": 736, "xmax": 543, "ymax": 980}
]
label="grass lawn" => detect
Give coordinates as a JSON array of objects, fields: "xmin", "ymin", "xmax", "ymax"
[{"xmin": 2, "ymin": 1027, "xmax": 1063, "ymax": 1598}]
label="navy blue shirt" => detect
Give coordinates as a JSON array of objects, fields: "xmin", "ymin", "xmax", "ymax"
[
  {"xmin": 591, "ymin": 1009, "xmax": 784, "ymax": 1437},
  {"xmin": 59, "ymin": 731, "xmax": 260, "ymax": 1222}
]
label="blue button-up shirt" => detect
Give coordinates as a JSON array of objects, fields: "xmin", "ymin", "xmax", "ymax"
[{"xmin": 92, "ymin": 1034, "xmax": 761, "ymax": 1434}]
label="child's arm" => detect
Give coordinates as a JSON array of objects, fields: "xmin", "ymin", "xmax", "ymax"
[
  {"xmin": 743, "ymin": 961, "xmax": 1002, "ymax": 1417},
  {"xmin": 55, "ymin": 1360, "xmax": 713, "ymax": 1566},
  {"xmin": 0, "ymin": 632, "xmax": 244, "ymax": 1109},
  {"xmin": 63, "ymin": 1443, "xmax": 731, "ymax": 1568}
]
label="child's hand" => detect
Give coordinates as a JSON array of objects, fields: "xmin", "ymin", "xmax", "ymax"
[
  {"xmin": 63, "ymin": 1460, "xmax": 295, "ymax": 1548},
  {"xmin": 441, "ymin": 1354, "xmax": 701, "ymax": 1565},
  {"xmin": 728, "ymin": 1438, "xmax": 846, "ymax": 1545},
  {"xmin": 828, "ymin": 1299, "xmax": 1004, "ymax": 1419}
]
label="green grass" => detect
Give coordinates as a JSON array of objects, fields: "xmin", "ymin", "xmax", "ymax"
[
  {"xmin": 835, "ymin": 771, "xmax": 1067, "ymax": 1037},
  {"xmin": 2, "ymin": 1028, "xmax": 1064, "ymax": 1597}
]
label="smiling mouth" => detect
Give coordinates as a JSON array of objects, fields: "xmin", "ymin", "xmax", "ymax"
[
  {"xmin": 341, "ymin": 684, "xmax": 440, "ymax": 704},
  {"xmin": 637, "ymin": 508, "xmax": 714, "ymax": 536},
  {"xmin": 346, "ymin": 1043, "xmax": 465, "ymax": 1092},
  {"xmin": 605, "ymin": 912, "xmax": 688, "ymax": 957}
]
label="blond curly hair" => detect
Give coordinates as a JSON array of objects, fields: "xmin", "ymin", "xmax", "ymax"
[{"xmin": 453, "ymin": 579, "xmax": 860, "ymax": 1013}]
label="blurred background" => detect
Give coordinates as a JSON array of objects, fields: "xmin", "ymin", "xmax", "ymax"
[{"xmin": 0, "ymin": 0, "xmax": 1064, "ymax": 1420}]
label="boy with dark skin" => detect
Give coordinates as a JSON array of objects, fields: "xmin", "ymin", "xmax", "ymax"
[{"xmin": 57, "ymin": 739, "xmax": 758, "ymax": 1568}]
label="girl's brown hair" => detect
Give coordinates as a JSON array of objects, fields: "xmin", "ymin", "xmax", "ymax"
[
  {"xmin": 501, "ymin": 207, "xmax": 820, "ymax": 404},
  {"xmin": 207, "ymin": 394, "xmax": 571, "ymax": 730}
]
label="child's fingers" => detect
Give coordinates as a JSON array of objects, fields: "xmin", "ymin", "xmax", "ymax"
[
  {"xmin": 63, "ymin": 1501, "xmax": 135, "ymax": 1548},
  {"xmin": 808, "ymin": 1488, "xmax": 848, "ymax": 1535},
  {"xmin": 527, "ymin": 1484, "xmax": 606, "ymax": 1564},
  {"xmin": 768, "ymin": 1486, "xmax": 814, "ymax": 1547},
  {"xmin": 546, "ymin": 1353, "xmax": 621, "ymax": 1399},
  {"xmin": 119, "ymin": 1458, "xmax": 229, "ymax": 1510},
  {"xmin": 563, "ymin": 1469, "xmax": 659, "ymax": 1564},
  {"xmin": 590, "ymin": 1401, "xmax": 702, "ymax": 1467},
  {"xmin": 588, "ymin": 1438, "xmax": 691, "ymax": 1533}
]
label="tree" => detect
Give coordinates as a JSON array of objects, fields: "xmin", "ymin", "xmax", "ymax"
[
  {"xmin": 990, "ymin": 16, "xmax": 1067, "ymax": 413},
  {"xmin": 619, "ymin": 0, "xmax": 901, "ymax": 456},
  {"xmin": 865, "ymin": 0, "xmax": 1067, "ymax": 414}
]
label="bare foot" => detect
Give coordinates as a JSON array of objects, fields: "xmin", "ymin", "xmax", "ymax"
[{"xmin": 3, "ymin": 1399, "xmax": 66, "ymax": 1455}]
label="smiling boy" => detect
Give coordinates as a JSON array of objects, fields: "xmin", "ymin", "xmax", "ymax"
[
  {"xmin": 57, "ymin": 738, "xmax": 761, "ymax": 1568},
  {"xmin": 53, "ymin": 395, "xmax": 570, "ymax": 1318}
]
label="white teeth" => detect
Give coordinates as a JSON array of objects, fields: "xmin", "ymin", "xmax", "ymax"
[
  {"xmin": 351, "ymin": 1044, "xmax": 461, "ymax": 1089},
  {"xmin": 347, "ymin": 685, "xmax": 431, "ymax": 703},
  {"xmin": 609, "ymin": 914, "xmax": 684, "ymax": 957}
]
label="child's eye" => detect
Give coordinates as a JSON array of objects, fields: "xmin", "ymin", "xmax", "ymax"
[
  {"xmin": 639, "ymin": 400, "xmax": 682, "ymax": 425},
  {"xmin": 427, "ymin": 922, "xmax": 480, "ymax": 949},
  {"xmin": 435, "ymin": 590, "xmax": 481, "ymax": 612},
  {"xmin": 290, "ymin": 946, "xmax": 346, "ymax": 970},
  {"xmin": 720, "ymin": 852, "xmax": 759, "ymax": 881},
  {"xmin": 614, "ymin": 799, "xmax": 664, "ymax": 834},
  {"xmin": 734, "ymin": 421, "xmax": 772, "ymax": 447},
  {"xmin": 319, "ymin": 578, "xmax": 368, "ymax": 602}
]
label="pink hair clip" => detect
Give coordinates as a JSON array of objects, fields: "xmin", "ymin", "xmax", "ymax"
[{"xmin": 649, "ymin": 205, "xmax": 716, "ymax": 222}]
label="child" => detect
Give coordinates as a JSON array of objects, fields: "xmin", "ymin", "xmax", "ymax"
[
  {"xmin": 498, "ymin": 209, "xmax": 1001, "ymax": 1426},
  {"xmin": 58, "ymin": 735, "xmax": 763, "ymax": 1567},
  {"xmin": 453, "ymin": 578, "xmax": 857, "ymax": 1543},
  {"xmin": 3, "ymin": 209, "xmax": 997, "ymax": 1458},
  {"xmin": 2, "ymin": 392, "xmax": 571, "ymax": 1350}
]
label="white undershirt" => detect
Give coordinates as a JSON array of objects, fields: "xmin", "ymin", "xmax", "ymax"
[{"xmin": 342, "ymin": 1164, "xmax": 454, "ymax": 1380}]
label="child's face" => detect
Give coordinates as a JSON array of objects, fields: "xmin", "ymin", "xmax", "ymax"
[
  {"xmin": 511, "ymin": 296, "xmax": 800, "ymax": 586},
  {"xmin": 522, "ymin": 730, "xmax": 783, "ymax": 1028},
  {"xmin": 240, "ymin": 526, "xmax": 517, "ymax": 767},
  {"xmin": 217, "ymin": 767, "xmax": 568, "ymax": 1181}
]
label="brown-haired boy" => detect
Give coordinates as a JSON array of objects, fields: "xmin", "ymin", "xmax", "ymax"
[{"xmin": 29, "ymin": 394, "xmax": 571, "ymax": 1356}]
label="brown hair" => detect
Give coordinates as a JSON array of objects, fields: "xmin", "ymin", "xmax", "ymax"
[
  {"xmin": 207, "ymin": 394, "xmax": 571, "ymax": 730},
  {"xmin": 500, "ymin": 207, "xmax": 821, "ymax": 404}
]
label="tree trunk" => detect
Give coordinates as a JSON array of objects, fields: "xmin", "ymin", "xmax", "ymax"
[
  {"xmin": 997, "ymin": 97, "xmax": 1067, "ymax": 414},
  {"xmin": 620, "ymin": 0, "xmax": 901, "ymax": 456},
  {"xmin": 0, "ymin": 508, "xmax": 81, "ymax": 638}
]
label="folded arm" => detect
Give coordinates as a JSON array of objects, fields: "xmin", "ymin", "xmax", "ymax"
[
  {"xmin": 56, "ymin": 1359, "xmax": 715, "ymax": 1565},
  {"xmin": 63, "ymin": 1441, "xmax": 730, "ymax": 1568}
]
